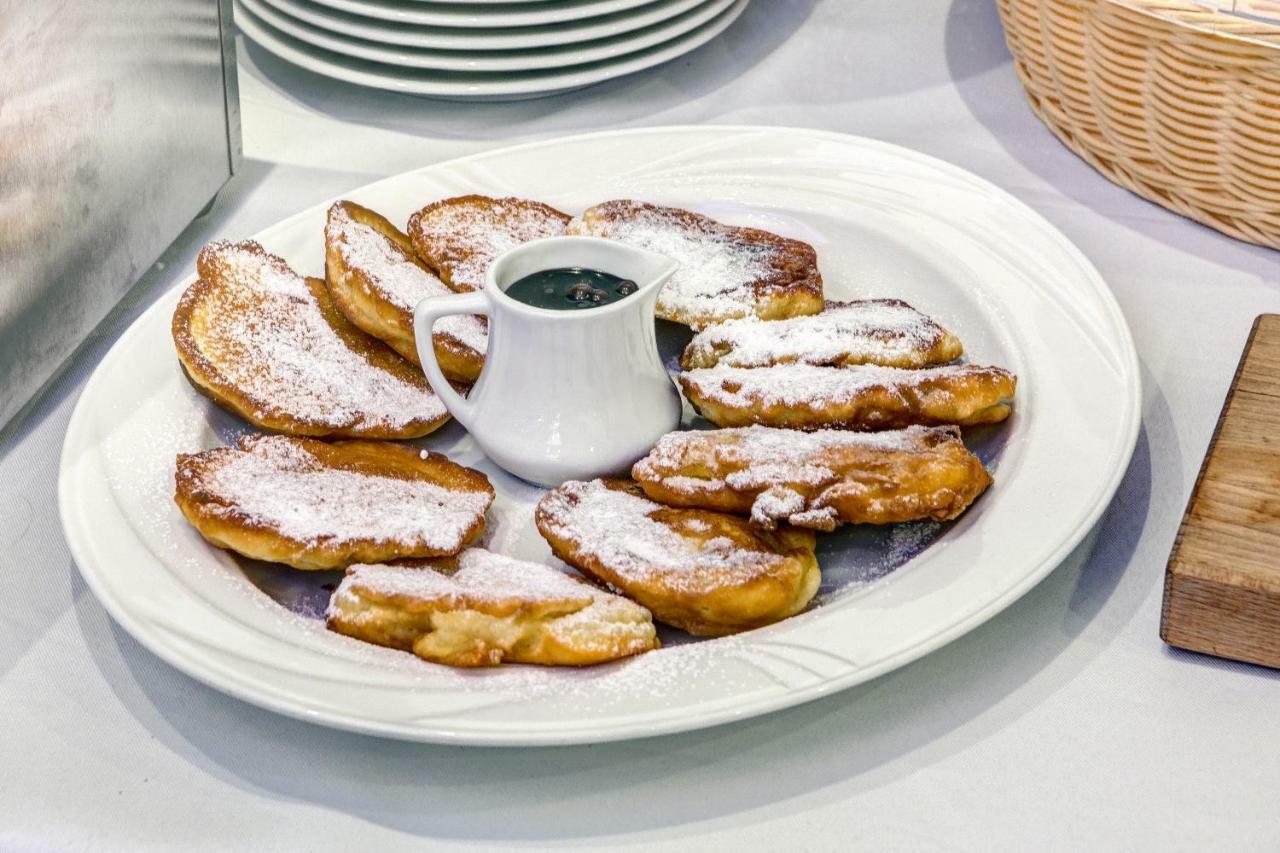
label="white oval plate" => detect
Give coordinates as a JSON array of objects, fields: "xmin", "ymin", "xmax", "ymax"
[
  {"xmin": 235, "ymin": 0, "xmax": 747, "ymax": 100},
  {"xmin": 243, "ymin": 0, "xmax": 735, "ymax": 72},
  {"xmin": 253, "ymin": 0, "xmax": 710, "ymax": 50},
  {"xmin": 305, "ymin": 0, "xmax": 665, "ymax": 27},
  {"xmin": 59, "ymin": 127, "xmax": 1141, "ymax": 747}
]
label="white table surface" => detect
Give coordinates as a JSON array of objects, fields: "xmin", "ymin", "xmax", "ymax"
[{"xmin": 3, "ymin": 1, "xmax": 1279, "ymax": 850}]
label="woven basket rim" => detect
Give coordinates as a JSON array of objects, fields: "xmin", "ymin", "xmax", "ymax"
[{"xmin": 1101, "ymin": 0, "xmax": 1280, "ymax": 50}]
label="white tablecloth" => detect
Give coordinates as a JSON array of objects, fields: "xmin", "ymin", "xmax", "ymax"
[{"xmin": 3, "ymin": 1, "xmax": 1278, "ymax": 849}]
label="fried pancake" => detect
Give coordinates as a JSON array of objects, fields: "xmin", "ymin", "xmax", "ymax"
[
  {"xmin": 324, "ymin": 201, "xmax": 487, "ymax": 382},
  {"xmin": 566, "ymin": 200, "xmax": 824, "ymax": 329},
  {"xmin": 407, "ymin": 195, "xmax": 570, "ymax": 292},
  {"xmin": 679, "ymin": 363, "xmax": 1016, "ymax": 431},
  {"xmin": 632, "ymin": 425, "xmax": 991, "ymax": 531},
  {"xmin": 535, "ymin": 478, "xmax": 820, "ymax": 637},
  {"xmin": 681, "ymin": 299, "xmax": 964, "ymax": 370},
  {"xmin": 326, "ymin": 549, "xmax": 659, "ymax": 667},
  {"xmin": 173, "ymin": 240, "xmax": 450, "ymax": 439},
  {"xmin": 174, "ymin": 435, "xmax": 494, "ymax": 570}
]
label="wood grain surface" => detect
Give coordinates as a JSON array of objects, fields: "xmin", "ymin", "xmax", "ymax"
[{"xmin": 1161, "ymin": 314, "xmax": 1280, "ymax": 668}]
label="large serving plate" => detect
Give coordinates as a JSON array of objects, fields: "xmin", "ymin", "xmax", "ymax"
[{"xmin": 59, "ymin": 127, "xmax": 1141, "ymax": 746}]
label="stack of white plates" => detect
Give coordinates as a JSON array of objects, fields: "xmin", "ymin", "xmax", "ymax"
[{"xmin": 234, "ymin": 0, "xmax": 751, "ymax": 100}]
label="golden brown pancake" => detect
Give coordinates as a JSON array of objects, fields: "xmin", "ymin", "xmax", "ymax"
[
  {"xmin": 407, "ymin": 194, "xmax": 570, "ymax": 292},
  {"xmin": 535, "ymin": 478, "xmax": 820, "ymax": 637},
  {"xmin": 632, "ymin": 424, "xmax": 991, "ymax": 531},
  {"xmin": 172, "ymin": 240, "xmax": 450, "ymax": 439},
  {"xmin": 567, "ymin": 199, "xmax": 823, "ymax": 329},
  {"xmin": 679, "ymin": 363, "xmax": 1016, "ymax": 431},
  {"xmin": 326, "ymin": 549, "xmax": 659, "ymax": 667},
  {"xmin": 681, "ymin": 299, "xmax": 963, "ymax": 370},
  {"xmin": 324, "ymin": 200, "xmax": 486, "ymax": 382},
  {"xmin": 174, "ymin": 435, "xmax": 493, "ymax": 570}
]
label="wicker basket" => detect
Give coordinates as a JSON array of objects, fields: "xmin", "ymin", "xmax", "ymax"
[{"xmin": 996, "ymin": 0, "xmax": 1280, "ymax": 248}]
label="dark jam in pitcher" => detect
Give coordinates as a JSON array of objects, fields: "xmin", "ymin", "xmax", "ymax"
[{"xmin": 504, "ymin": 268, "xmax": 639, "ymax": 310}]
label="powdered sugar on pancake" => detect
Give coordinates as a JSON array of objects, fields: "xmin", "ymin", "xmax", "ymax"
[
  {"xmin": 329, "ymin": 550, "xmax": 656, "ymax": 662},
  {"xmin": 536, "ymin": 479, "xmax": 791, "ymax": 592},
  {"xmin": 683, "ymin": 300, "xmax": 961, "ymax": 369},
  {"xmin": 576, "ymin": 215, "xmax": 769, "ymax": 320},
  {"xmin": 336, "ymin": 550, "xmax": 596, "ymax": 611},
  {"xmin": 635, "ymin": 425, "xmax": 943, "ymax": 490},
  {"xmin": 570, "ymin": 204, "xmax": 768, "ymax": 324},
  {"xmin": 633, "ymin": 425, "xmax": 971, "ymax": 529},
  {"xmin": 182, "ymin": 435, "xmax": 489, "ymax": 551},
  {"xmin": 191, "ymin": 242, "xmax": 447, "ymax": 430},
  {"xmin": 681, "ymin": 363, "xmax": 998, "ymax": 408},
  {"xmin": 411, "ymin": 197, "xmax": 568, "ymax": 292},
  {"xmin": 326, "ymin": 205, "xmax": 487, "ymax": 354},
  {"xmin": 568, "ymin": 200, "xmax": 821, "ymax": 325}
]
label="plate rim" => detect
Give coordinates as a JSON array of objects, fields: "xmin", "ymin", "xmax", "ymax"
[
  {"xmin": 239, "ymin": 0, "xmax": 738, "ymax": 72},
  {"xmin": 58, "ymin": 125, "xmax": 1143, "ymax": 746},
  {"xmin": 235, "ymin": 0, "xmax": 749, "ymax": 98},
  {"xmin": 301, "ymin": 0, "xmax": 667, "ymax": 28},
  {"xmin": 251, "ymin": 0, "xmax": 711, "ymax": 50}
]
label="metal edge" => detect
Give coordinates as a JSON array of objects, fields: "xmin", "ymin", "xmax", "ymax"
[{"xmin": 217, "ymin": 0, "xmax": 243, "ymax": 174}]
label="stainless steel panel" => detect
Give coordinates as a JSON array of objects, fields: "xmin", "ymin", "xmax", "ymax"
[{"xmin": 0, "ymin": 0, "xmax": 239, "ymax": 429}]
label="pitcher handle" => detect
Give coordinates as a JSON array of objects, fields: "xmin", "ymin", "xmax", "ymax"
[{"xmin": 413, "ymin": 289, "xmax": 491, "ymax": 431}]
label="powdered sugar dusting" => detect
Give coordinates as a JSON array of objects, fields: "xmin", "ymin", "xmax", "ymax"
[
  {"xmin": 681, "ymin": 363, "xmax": 923, "ymax": 408},
  {"xmin": 684, "ymin": 299, "xmax": 960, "ymax": 369},
  {"xmin": 681, "ymin": 363, "xmax": 1007, "ymax": 408},
  {"xmin": 338, "ymin": 550, "xmax": 594, "ymax": 609},
  {"xmin": 326, "ymin": 205, "xmax": 487, "ymax": 354},
  {"xmin": 191, "ymin": 242, "xmax": 446, "ymax": 429},
  {"xmin": 412, "ymin": 197, "xmax": 568, "ymax": 292},
  {"xmin": 568, "ymin": 201, "xmax": 816, "ymax": 324},
  {"xmin": 331, "ymin": 549, "xmax": 656, "ymax": 662},
  {"xmin": 636, "ymin": 425, "xmax": 933, "ymax": 490},
  {"xmin": 537, "ymin": 480, "xmax": 789, "ymax": 592},
  {"xmin": 752, "ymin": 486, "xmax": 808, "ymax": 527},
  {"xmin": 634, "ymin": 425, "xmax": 972, "ymax": 529},
  {"xmin": 182, "ymin": 435, "xmax": 491, "ymax": 551},
  {"xmin": 815, "ymin": 520, "xmax": 944, "ymax": 603}
]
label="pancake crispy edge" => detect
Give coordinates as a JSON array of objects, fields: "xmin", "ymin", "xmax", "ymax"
[
  {"xmin": 324, "ymin": 200, "xmax": 486, "ymax": 382},
  {"xmin": 406, "ymin": 194, "xmax": 571, "ymax": 292},
  {"xmin": 174, "ymin": 434, "xmax": 494, "ymax": 570},
  {"xmin": 679, "ymin": 363, "xmax": 1016, "ymax": 431},
  {"xmin": 632, "ymin": 424, "xmax": 992, "ymax": 531},
  {"xmin": 173, "ymin": 240, "xmax": 451, "ymax": 439},
  {"xmin": 681, "ymin": 299, "xmax": 965, "ymax": 370},
  {"xmin": 535, "ymin": 478, "xmax": 820, "ymax": 637},
  {"xmin": 326, "ymin": 549, "xmax": 660, "ymax": 667},
  {"xmin": 567, "ymin": 199, "xmax": 824, "ymax": 329}
]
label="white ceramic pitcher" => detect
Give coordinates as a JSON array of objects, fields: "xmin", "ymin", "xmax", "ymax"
[{"xmin": 413, "ymin": 236, "xmax": 682, "ymax": 487}]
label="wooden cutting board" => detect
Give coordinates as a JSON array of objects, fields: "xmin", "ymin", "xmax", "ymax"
[{"xmin": 1161, "ymin": 314, "xmax": 1280, "ymax": 669}]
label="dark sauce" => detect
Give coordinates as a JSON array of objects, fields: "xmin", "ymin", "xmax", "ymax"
[{"xmin": 505, "ymin": 267, "xmax": 639, "ymax": 310}]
